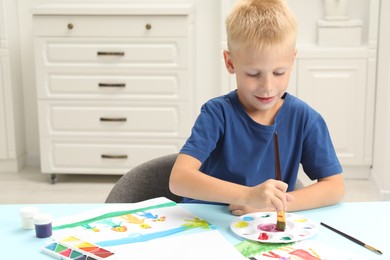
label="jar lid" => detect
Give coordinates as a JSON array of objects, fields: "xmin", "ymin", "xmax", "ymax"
[
  {"xmin": 33, "ymin": 213, "xmax": 53, "ymax": 225},
  {"xmin": 19, "ymin": 207, "xmax": 39, "ymax": 218}
]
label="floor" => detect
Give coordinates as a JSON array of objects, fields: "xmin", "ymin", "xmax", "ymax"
[{"xmin": 0, "ymin": 166, "xmax": 381, "ymax": 204}]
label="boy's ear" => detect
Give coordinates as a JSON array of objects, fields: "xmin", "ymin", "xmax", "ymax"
[
  {"xmin": 291, "ymin": 48, "xmax": 298, "ymax": 69},
  {"xmin": 223, "ymin": 50, "xmax": 235, "ymax": 74}
]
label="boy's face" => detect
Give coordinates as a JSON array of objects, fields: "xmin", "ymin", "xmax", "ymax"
[{"xmin": 224, "ymin": 45, "xmax": 297, "ymax": 121}]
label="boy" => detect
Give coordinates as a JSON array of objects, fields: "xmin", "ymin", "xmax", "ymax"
[{"xmin": 169, "ymin": 0, "xmax": 344, "ymax": 215}]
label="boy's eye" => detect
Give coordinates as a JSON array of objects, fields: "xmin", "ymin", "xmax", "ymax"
[
  {"xmin": 247, "ymin": 73, "xmax": 260, "ymax": 77},
  {"xmin": 274, "ymin": 71, "xmax": 286, "ymax": 76}
]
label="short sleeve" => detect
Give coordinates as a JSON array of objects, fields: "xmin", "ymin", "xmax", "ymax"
[
  {"xmin": 180, "ymin": 101, "xmax": 225, "ymax": 163},
  {"xmin": 301, "ymin": 113, "xmax": 343, "ymax": 180}
]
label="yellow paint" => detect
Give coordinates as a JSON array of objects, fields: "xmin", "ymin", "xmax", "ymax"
[
  {"xmin": 121, "ymin": 214, "xmax": 144, "ymax": 224},
  {"xmin": 234, "ymin": 221, "xmax": 249, "ymax": 228},
  {"xmin": 76, "ymin": 242, "xmax": 95, "ymax": 248},
  {"xmin": 140, "ymin": 223, "xmax": 152, "ymax": 229},
  {"xmin": 61, "ymin": 236, "xmax": 80, "ymax": 243}
]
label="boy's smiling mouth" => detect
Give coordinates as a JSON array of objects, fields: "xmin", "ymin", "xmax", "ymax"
[{"xmin": 255, "ymin": 95, "xmax": 275, "ymax": 103}]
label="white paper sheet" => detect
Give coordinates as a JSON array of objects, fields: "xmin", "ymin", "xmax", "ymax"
[{"xmin": 114, "ymin": 229, "xmax": 246, "ymax": 260}]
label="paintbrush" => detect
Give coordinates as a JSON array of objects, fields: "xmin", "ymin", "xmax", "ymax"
[
  {"xmin": 321, "ymin": 222, "xmax": 383, "ymax": 255},
  {"xmin": 273, "ymin": 132, "xmax": 286, "ymax": 231}
]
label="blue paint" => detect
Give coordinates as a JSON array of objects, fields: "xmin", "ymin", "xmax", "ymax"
[
  {"xmin": 45, "ymin": 242, "xmax": 57, "ymax": 251},
  {"xmin": 96, "ymin": 227, "xmax": 188, "ymax": 246},
  {"xmin": 136, "ymin": 211, "xmax": 159, "ymax": 219}
]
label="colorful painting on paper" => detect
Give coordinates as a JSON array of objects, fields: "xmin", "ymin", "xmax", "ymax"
[
  {"xmin": 51, "ymin": 197, "xmax": 213, "ymax": 247},
  {"xmin": 235, "ymin": 239, "xmax": 368, "ymax": 260}
]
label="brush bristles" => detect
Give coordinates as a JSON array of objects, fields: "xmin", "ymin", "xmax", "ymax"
[
  {"xmin": 276, "ymin": 220, "xmax": 286, "ymax": 231},
  {"xmin": 276, "ymin": 211, "xmax": 286, "ymax": 231}
]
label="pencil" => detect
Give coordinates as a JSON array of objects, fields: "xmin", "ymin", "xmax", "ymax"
[{"xmin": 320, "ymin": 222, "xmax": 383, "ymax": 255}]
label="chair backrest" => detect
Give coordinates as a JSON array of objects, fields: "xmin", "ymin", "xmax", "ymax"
[
  {"xmin": 105, "ymin": 153, "xmax": 182, "ymax": 203},
  {"xmin": 105, "ymin": 152, "xmax": 305, "ymax": 203}
]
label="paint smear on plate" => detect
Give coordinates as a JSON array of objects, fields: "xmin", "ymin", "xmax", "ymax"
[
  {"xmin": 258, "ymin": 223, "xmax": 282, "ymax": 232},
  {"xmin": 242, "ymin": 216, "xmax": 254, "ymax": 221},
  {"xmin": 234, "ymin": 221, "xmax": 249, "ymax": 228}
]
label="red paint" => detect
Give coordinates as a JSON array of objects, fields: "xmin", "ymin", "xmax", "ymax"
[
  {"xmin": 258, "ymin": 232, "xmax": 269, "ymax": 240},
  {"xmin": 59, "ymin": 248, "xmax": 72, "ymax": 257},
  {"xmin": 93, "ymin": 248, "xmax": 115, "ymax": 258},
  {"xmin": 262, "ymin": 251, "xmax": 282, "ymax": 258},
  {"xmin": 258, "ymin": 223, "xmax": 282, "ymax": 232},
  {"xmin": 289, "ymin": 249, "xmax": 319, "ymax": 260}
]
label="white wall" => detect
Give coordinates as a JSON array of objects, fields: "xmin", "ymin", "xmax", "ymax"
[
  {"xmin": 372, "ymin": 0, "xmax": 390, "ymax": 200},
  {"xmin": 287, "ymin": 0, "xmax": 370, "ymax": 46}
]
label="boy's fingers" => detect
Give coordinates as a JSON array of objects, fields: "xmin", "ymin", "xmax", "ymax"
[{"xmin": 286, "ymin": 193, "xmax": 294, "ymax": 202}]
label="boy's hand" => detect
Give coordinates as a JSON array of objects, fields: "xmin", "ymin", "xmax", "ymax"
[
  {"xmin": 228, "ymin": 204, "xmax": 262, "ymax": 216},
  {"xmin": 229, "ymin": 179, "xmax": 293, "ymax": 216}
]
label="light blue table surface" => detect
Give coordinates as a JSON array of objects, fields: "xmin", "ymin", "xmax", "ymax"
[{"xmin": 1, "ymin": 201, "xmax": 388, "ymax": 259}]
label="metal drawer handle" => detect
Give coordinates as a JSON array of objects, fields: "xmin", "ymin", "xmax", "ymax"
[
  {"xmin": 98, "ymin": 83, "xmax": 126, "ymax": 88},
  {"xmin": 67, "ymin": 23, "xmax": 74, "ymax": 30},
  {"xmin": 145, "ymin": 23, "xmax": 152, "ymax": 30},
  {"xmin": 101, "ymin": 154, "xmax": 128, "ymax": 159},
  {"xmin": 100, "ymin": 117, "xmax": 127, "ymax": 122},
  {"xmin": 97, "ymin": 51, "xmax": 125, "ymax": 56}
]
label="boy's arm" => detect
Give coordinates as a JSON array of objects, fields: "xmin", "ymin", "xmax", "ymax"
[
  {"xmin": 228, "ymin": 174, "xmax": 344, "ymax": 215},
  {"xmin": 169, "ymin": 153, "xmax": 291, "ymax": 211},
  {"xmin": 286, "ymin": 174, "xmax": 344, "ymax": 212}
]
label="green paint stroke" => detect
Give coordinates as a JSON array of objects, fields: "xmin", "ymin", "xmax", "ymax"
[
  {"xmin": 52, "ymin": 202, "xmax": 177, "ymax": 231},
  {"xmin": 235, "ymin": 240, "xmax": 294, "ymax": 258},
  {"xmin": 182, "ymin": 217, "xmax": 211, "ymax": 230}
]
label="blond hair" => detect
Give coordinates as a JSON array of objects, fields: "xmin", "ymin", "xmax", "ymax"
[{"xmin": 226, "ymin": 0, "xmax": 297, "ymax": 54}]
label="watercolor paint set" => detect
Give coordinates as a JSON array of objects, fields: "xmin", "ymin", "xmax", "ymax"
[{"xmin": 42, "ymin": 236, "xmax": 115, "ymax": 260}]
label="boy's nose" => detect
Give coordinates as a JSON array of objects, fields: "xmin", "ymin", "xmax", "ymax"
[{"xmin": 259, "ymin": 76, "xmax": 273, "ymax": 91}]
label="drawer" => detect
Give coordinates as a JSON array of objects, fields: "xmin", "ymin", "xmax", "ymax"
[
  {"xmin": 34, "ymin": 38, "xmax": 189, "ymax": 68},
  {"xmin": 33, "ymin": 15, "xmax": 190, "ymax": 37},
  {"xmin": 36, "ymin": 70, "xmax": 189, "ymax": 100},
  {"xmin": 39, "ymin": 137, "xmax": 183, "ymax": 174},
  {"xmin": 38, "ymin": 101, "xmax": 192, "ymax": 137}
]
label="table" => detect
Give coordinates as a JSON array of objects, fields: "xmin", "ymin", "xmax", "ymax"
[{"xmin": 1, "ymin": 201, "xmax": 388, "ymax": 259}]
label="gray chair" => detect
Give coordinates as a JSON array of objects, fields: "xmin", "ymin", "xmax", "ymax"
[
  {"xmin": 105, "ymin": 153, "xmax": 305, "ymax": 203},
  {"xmin": 105, "ymin": 153, "xmax": 183, "ymax": 203}
]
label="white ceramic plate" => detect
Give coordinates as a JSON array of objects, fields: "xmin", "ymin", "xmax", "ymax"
[{"xmin": 230, "ymin": 212, "xmax": 318, "ymax": 243}]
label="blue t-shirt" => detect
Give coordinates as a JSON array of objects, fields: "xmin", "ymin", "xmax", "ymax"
[{"xmin": 180, "ymin": 91, "xmax": 342, "ymax": 203}]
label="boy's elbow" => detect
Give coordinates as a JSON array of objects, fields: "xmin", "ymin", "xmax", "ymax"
[
  {"xmin": 329, "ymin": 174, "xmax": 345, "ymax": 204},
  {"xmin": 336, "ymin": 181, "xmax": 345, "ymax": 202},
  {"xmin": 168, "ymin": 169, "xmax": 180, "ymax": 196},
  {"xmin": 316, "ymin": 174, "xmax": 345, "ymax": 206}
]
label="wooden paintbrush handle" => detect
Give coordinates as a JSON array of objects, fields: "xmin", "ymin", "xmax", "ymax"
[{"xmin": 273, "ymin": 132, "xmax": 282, "ymax": 181}]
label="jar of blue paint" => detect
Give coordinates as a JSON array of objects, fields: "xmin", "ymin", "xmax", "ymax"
[{"xmin": 33, "ymin": 213, "xmax": 53, "ymax": 238}]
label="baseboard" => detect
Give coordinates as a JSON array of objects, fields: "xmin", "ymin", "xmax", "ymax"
[
  {"xmin": 370, "ymin": 173, "xmax": 390, "ymax": 200},
  {"xmin": 0, "ymin": 154, "xmax": 25, "ymax": 172}
]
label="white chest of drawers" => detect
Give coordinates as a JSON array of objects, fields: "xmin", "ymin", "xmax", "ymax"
[{"xmin": 32, "ymin": 3, "xmax": 194, "ymax": 181}]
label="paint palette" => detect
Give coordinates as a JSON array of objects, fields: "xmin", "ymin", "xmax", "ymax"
[
  {"xmin": 230, "ymin": 212, "xmax": 318, "ymax": 243},
  {"xmin": 42, "ymin": 236, "xmax": 115, "ymax": 259}
]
